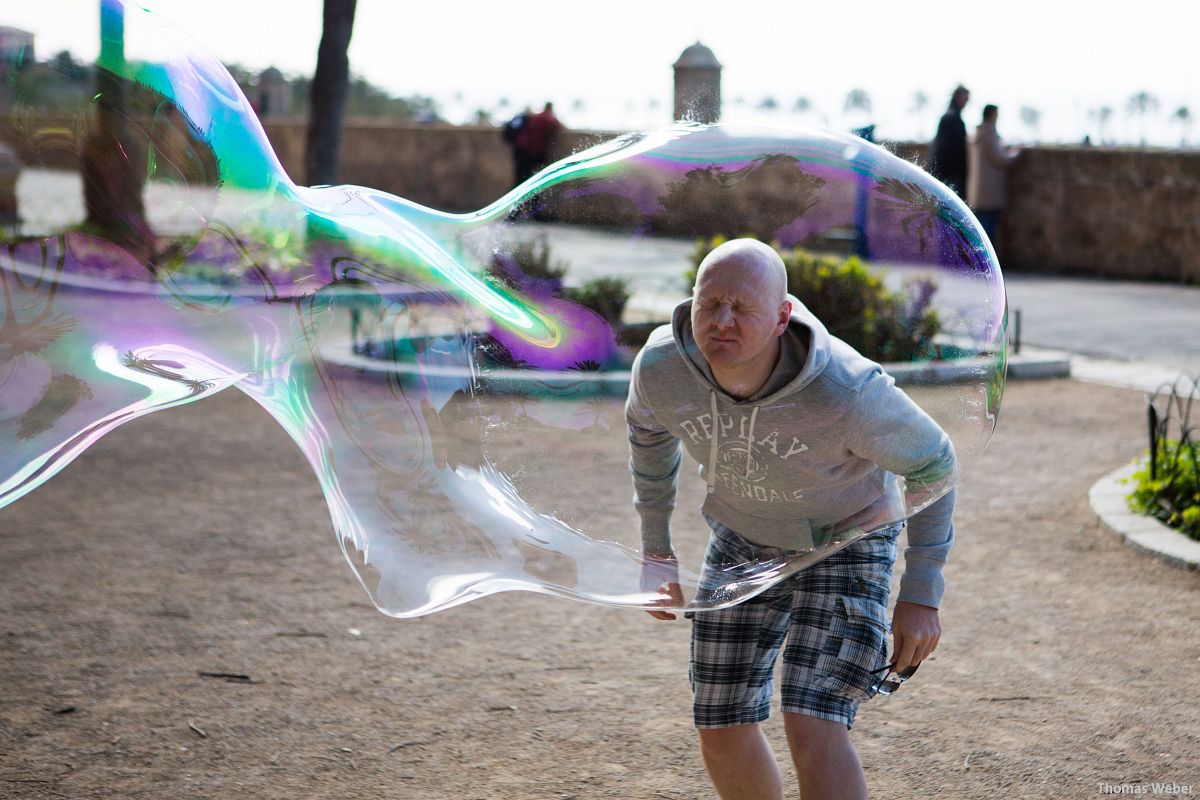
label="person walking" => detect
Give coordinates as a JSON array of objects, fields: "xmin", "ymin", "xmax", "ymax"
[
  {"xmin": 930, "ymin": 86, "xmax": 970, "ymax": 200},
  {"xmin": 510, "ymin": 102, "xmax": 563, "ymax": 187}
]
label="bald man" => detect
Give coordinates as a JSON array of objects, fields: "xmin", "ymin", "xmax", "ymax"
[{"xmin": 625, "ymin": 239, "xmax": 956, "ymax": 799}]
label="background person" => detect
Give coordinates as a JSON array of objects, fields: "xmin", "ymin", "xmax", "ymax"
[
  {"xmin": 510, "ymin": 102, "xmax": 563, "ymax": 186},
  {"xmin": 930, "ymin": 85, "xmax": 970, "ymax": 200},
  {"xmin": 968, "ymin": 104, "xmax": 1019, "ymax": 247}
]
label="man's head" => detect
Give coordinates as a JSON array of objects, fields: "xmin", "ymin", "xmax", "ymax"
[
  {"xmin": 690, "ymin": 239, "xmax": 791, "ymax": 375},
  {"xmin": 982, "ymin": 104, "xmax": 998, "ymax": 124},
  {"xmin": 951, "ymin": 86, "xmax": 970, "ymax": 111}
]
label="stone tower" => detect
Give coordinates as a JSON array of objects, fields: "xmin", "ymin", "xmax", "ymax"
[
  {"xmin": 257, "ymin": 67, "xmax": 291, "ymax": 117},
  {"xmin": 673, "ymin": 42, "xmax": 721, "ymax": 124}
]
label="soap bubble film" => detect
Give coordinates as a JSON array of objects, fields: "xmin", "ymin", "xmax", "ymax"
[{"xmin": 0, "ymin": 0, "xmax": 1005, "ymax": 617}]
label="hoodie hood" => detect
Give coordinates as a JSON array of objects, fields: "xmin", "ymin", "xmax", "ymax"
[{"xmin": 670, "ymin": 293, "xmax": 833, "ymax": 405}]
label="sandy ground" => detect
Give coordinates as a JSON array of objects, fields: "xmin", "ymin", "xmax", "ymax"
[{"xmin": 2, "ymin": 377, "xmax": 1199, "ymax": 799}]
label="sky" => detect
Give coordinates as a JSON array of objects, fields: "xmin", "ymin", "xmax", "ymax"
[{"xmin": 4, "ymin": 0, "xmax": 1198, "ymax": 144}]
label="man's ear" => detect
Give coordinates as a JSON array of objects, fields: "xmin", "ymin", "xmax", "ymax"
[{"xmin": 776, "ymin": 300, "xmax": 792, "ymax": 334}]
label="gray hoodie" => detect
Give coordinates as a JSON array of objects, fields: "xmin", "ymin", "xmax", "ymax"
[{"xmin": 625, "ymin": 296, "xmax": 957, "ymax": 608}]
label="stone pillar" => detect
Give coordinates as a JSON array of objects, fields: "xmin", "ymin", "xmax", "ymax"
[
  {"xmin": 673, "ymin": 42, "xmax": 721, "ymax": 124},
  {"xmin": 0, "ymin": 141, "xmax": 19, "ymax": 226},
  {"xmin": 258, "ymin": 67, "xmax": 292, "ymax": 118}
]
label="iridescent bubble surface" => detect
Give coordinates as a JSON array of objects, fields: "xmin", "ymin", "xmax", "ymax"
[{"xmin": 0, "ymin": 0, "xmax": 1004, "ymax": 617}]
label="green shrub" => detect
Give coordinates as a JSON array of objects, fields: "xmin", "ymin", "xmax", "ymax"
[
  {"xmin": 688, "ymin": 237, "xmax": 941, "ymax": 363},
  {"xmin": 1126, "ymin": 439, "xmax": 1200, "ymax": 541},
  {"xmin": 563, "ymin": 276, "xmax": 631, "ymax": 325},
  {"xmin": 490, "ymin": 238, "xmax": 630, "ymax": 326},
  {"xmin": 502, "ymin": 238, "xmax": 568, "ymax": 283}
]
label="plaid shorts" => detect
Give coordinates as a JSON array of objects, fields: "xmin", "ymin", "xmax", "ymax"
[{"xmin": 689, "ymin": 517, "xmax": 901, "ymax": 730}]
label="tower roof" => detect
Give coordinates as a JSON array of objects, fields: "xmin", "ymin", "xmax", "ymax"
[{"xmin": 673, "ymin": 41, "xmax": 721, "ymax": 69}]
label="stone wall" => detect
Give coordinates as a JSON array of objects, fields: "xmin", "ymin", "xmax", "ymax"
[
  {"xmin": 262, "ymin": 118, "xmax": 610, "ymax": 214},
  {"xmin": 1002, "ymin": 147, "xmax": 1200, "ymax": 283},
  {"xmin": 5, "ymin": 114, "xmax": 1198, "ymax": 282},
  {"xmin": 267, "ymin": 123, "xmax": 1200, "ymax": 283}
]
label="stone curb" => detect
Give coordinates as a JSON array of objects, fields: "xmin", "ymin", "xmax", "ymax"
[
  {"xmin": 1006, "ymin": 348, "xmax": 1072, "ymax": 381},
  {"xmin": 1089, "ymin": 462, "xmax": 1200, "ymax": 571},
  {"xmin": 320, "ymin": 346, "xmax": 1071, "ymax": 393}
]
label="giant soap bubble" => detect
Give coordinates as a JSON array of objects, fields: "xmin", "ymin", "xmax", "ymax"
[{"xmin": 0, "ymin": 0, "xmax": 1005, "ymax": 617}]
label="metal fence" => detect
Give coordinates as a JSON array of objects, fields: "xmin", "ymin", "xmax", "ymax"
[{"xmin": 1145, "ymin": 373, "xmax": 1200, "ymax": 529}]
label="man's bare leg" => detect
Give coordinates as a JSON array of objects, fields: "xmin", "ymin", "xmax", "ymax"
[
  {"xmin": 783, "ymin": 712, "xmax": 868, "ymax": 800},
  {"xmin": 696, "ymin": 723, "xmax": 784, "ymax": 800}
]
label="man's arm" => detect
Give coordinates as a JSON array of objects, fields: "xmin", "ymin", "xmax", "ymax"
[
  {"xmin": 846, "ymin": 371, "xmax": 958, "ymax": 610},
  {"xmin": 625, "ymin": 354, "xmax": 682, "ymax": 555},
  {"xmin": 845, "ymin": 371, "xmax": 958, "ymax": 667},
  {"xmin": 626, "ymin": 354, "xmax": 686, "ymax": 620}
]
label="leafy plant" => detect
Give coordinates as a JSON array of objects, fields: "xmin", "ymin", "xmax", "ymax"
[
  {"xmin": 687, "ymin": 236, "xmax": 941, "ymax": 363},
  {"xmin": 490, "ymin": 237, "xmax": 568, "ymax": 296},
  {"xmin": 1127, "ymin": 439, "xmax": 1200, "ymax": 541},
  {"xmin": 489, "ymin": 239, "xmax": 630, "ymax": 325},
  {"xmin": 563, "ymin": 276, "xmax": 631, "ymax": 325}
]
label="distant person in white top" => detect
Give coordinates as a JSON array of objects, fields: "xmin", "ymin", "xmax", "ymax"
[{"xmin": 967, "ymin": 104, "xmax": 1019, "ymax": 247}]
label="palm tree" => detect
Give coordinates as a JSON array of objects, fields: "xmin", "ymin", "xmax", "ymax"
[
  {"xmin": 306, "ymin": 0, "xmax": 358, "ymax": 187},
  {"xmin": 909, "ymin": 90, "xmax": 929, "ymax": 139},
  {"xmin": 757, "ymin": 95, "xmax": 778, "ymax": 112},
  {"xmin": 1171, "ymin": 106, "xmax": 1192, "ymax": 147},
  {"xmin": 792, "ymin": 96, "xmax": 812, "ymax": 115},
  {"xmin": 1019, "ymin": 106, "xmax": 1041, "ymax": 141},
  {"xmin": 1127, "ymin": 91, "xmax": 1159, "ymax": 146},
  {"xmin": 844, "ymin": 88, "xmax": 871, "ymax": 116},
  {"xmin": 1089, "ymin": 105, "xmax": 1113, "ymax": 144}
]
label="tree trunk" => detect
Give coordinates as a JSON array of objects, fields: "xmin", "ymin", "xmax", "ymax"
[
  {"xmin": 82, "ymin": 0, "xmax": 152, "ymax": 261},
  {"xmin": 305, "ymin": 0, "xmax": 357, "ymax": 187}
]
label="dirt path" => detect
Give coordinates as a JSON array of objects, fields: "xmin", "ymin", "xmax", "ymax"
[{"xmin": 2, "ymin": 378, "xmax": 1197, "ymax": 799}]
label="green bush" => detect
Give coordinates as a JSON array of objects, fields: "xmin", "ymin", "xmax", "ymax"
[
  {"xmin": 499, "ymin": 238, "xmax": 568, "ymax": 284},
  {"xmin": 491, "ymin": 238, "xmax": 630, "ymax": 326},
  {"xmin": 688, "ymin": 237, "xmax": 941, "ymax": 363},
  {"xmin": 563, "ymin": 277, "xmax": 631, "ymax": 326},
  {"xmin": 1126, "ymin": 439, "xmax": 1200, "ymax": 541}
]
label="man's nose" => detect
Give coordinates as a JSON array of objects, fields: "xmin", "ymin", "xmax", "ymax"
[{"xmin": 713, "ymin": 305, "xmax": 735, "ymax": 328}]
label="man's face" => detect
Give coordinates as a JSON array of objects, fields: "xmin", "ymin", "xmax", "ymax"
[{"xmin": 691, "ymin": 261, "xmax": 789, "ymax": 372}]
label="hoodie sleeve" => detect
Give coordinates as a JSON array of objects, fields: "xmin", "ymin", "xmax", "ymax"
[
  {"xmin": 625, "ymin": 350, "xmax": 682, "ymax": 554},
  {"xmin": 847, "ymin": 370, "xmax": 958, "ymax": 608}
]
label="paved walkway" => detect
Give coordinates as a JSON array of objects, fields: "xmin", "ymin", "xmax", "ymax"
[
  {"xmin": 506, "ymin": 222, "xmax": 1200, "ymax": 387},
  {"xmin": 14, "ymin": 168, "xmax": 1199, "ymax": 382},
  {"xmin": 1005, "ymin": 274, "xmax": 1200, "ymax": 370}
]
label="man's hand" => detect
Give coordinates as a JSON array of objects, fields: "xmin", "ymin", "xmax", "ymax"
[
  {"xmin": 420, "ymin": 392, "xmax": 485, "ymax": 471},
  {"xmin": 641, "ymin": 552, "xmax": 685, "ymax": 621},
  {"xmin": 890, "ymin": 600, "xmax": 941, "ymax": 670}
]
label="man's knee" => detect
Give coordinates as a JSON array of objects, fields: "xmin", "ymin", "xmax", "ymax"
[
  {"xmin": 783, "ymin": 712, "xmax": 851, "ymax": 758},
  {"xmin": 697, "ymin": 722, "xmax": 763, "ymax": 757}
]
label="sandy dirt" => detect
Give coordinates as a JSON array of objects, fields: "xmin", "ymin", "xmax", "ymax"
[{"xmin": 2, "ymin": 377, "xmax": 1198, "ymax": 799}]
